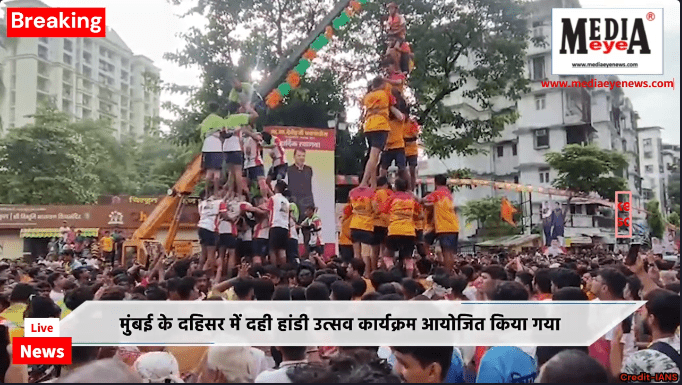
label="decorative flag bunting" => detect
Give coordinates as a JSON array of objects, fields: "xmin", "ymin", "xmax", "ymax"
[
  {"xmin": 265, "ymin": 0, "xmax": 367, "ymax": 109},
  {"xmin": 501, "ymin": 197, "xmax": 518, "ymax": 226}
]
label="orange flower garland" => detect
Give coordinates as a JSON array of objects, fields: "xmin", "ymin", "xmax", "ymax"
[
  {"xmin": 303, "ymin": 49, "xmax": 317, "ymax": 61},
  {"xmin": 266, "ymin": 90, "xmax": 283, "ymax": 109},
  {"xmin": 325, "ymin": 26, "xmax": 334, "ymax": 39},
  {"xmin": 286, "ymin": 71, "xmax": 301, "ymax": 88}
]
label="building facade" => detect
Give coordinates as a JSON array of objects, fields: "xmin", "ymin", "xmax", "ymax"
[
  {"xmin": 0, "ymin": 0, "xmax": 161, "ymax": 138},
  {"xmin": 419, "ymin": 0, "xmax": 643, "ymax": 245},
  {"xmin": 637, "ymin": 127, "xmax": 668, "ymax": 213}
]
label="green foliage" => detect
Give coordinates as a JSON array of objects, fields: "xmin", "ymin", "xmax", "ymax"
[
  {"xmin": 335, "ymin": 129, "xmax": 367, "ymax": 177},
  {"xmin": 0, "ymin": 106, "xmax": 191, "ymax": 204},
  {"xmin": 461, "ymin": 196, "xmax": 521, "ymax": 236},
  {"xmin": 545, "ymin": 144, "xmax": 628, "ymax": 199},
  {"xmin": 668, "ymin": 160, "xmax": 680, "ymax": 219},
  {"xmin": 645, "ymin": 200, "xmax": 665, "ymax": 239},
  {"xmin": 668, "ymin": 212, "xmax": 680, "ymax": 228}
]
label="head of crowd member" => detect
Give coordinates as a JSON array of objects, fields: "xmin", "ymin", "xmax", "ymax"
[
  {"xmin": 176, "ymin": 276, "xmax": 198, "ymax": 300},
  {"xmin": 275, "ymin": 180, "xmax": 288, "ymax": 195},
  {"xmin": 294, "ymin": 148, "xmax": 307, "ymax": 168},
  {"xmin": 145, "ymin": 286, "xmax": 168, "ymax": 301},
  {"xmin": 370, "ymin": 270, "xmax": 391, "ymax": 292},
  {"xmin": 460, "ymin": 265, "xmax": 476, "ymax": 284},
  {"xmin": 491, "ymin": 281, "xmax": 529, "ymax": 301},
  {"xmin": 305, "ymin": 282, "xmax": 330, "ymax": 301},
  {"xmin": 391, "ymin": 346, "xmax": 453, "ymax": 383},
  {"xmin": 660, "ymin": 270, "xmax": 678, "ymax": 286},
  {"xmin": 664, "ymin": 282, "xmax": 680, "ymax": 294},
  {"xmin": 591, "ymin": 268, "xmax": 627, "ymax": 300},
  {"xmin": 401, "ymin": 278, "xmax": 425, "ymax": 300},
  {"xmin": 64, "ymin": 287, "xmax": 94, "ymax": 311},
  {"xmin": 57, "ymin": 358, "xmax": 143, "ymax": 383},
  {"xmin": 272, "ymin": 286, "xmax": 291, "ymax": 300},
  {"xmin": 549, "ymin": 268, "xmax": 582, "ymax": 293},
  {"xmin": 263, "ymin": 265, "xmax": 283, "ymax": 286},
  {"xmin": 480, "ymin": 265, "xmax": 507, "ymax": 300},
  {"xmin": 48, "ymin": 272, "xmax": 67, "ymax": 290},
  {"xmin": 641, "ymin": 289, "xmax": 680, "ymax": 339},
  {"xmin": 536, "ymin": 346, "xmax": 590, "ymax": 368},
  {"xmin": 100, "ymin": 286, "xmax": 126, "ymax": 301},
  {"xmin": 347, "ymin": 258, "xmax": 366, "ymax": 280},
  {"xmin": 25, "ymin": 295, "xmax": 61, "ymax": 318},
  {"xmin": 34, "ymin": 281, "xmax": 51, "ymax": 298},
  {"xmin": 536, "ymin": 350, "xmax": 609, "ymax": 383},
  {"xmin": 290, "ymin": 286, "xmax": 306, "ymax": 301},
  {"xmin": 297, "ymin": 263, "xmax": 315, "ymax": 287},
  {"xmin": 514, "ymin": 272, "xmax": 533, "ymax": 297},
  {"xmin": 552, "ymin": 286, "xmax": 588, "ymax": 301},
  {"xmin": 10, "ymin": 283, "xmax": 34, "ymax": 304},
  {"xmin": 330, "ymin": 280, "xmax": 353, "ymax": 301},
  {"xmin": 133, "ymin": 351, "xmax": 183, "ymax": 383},
  {"xmin": 165, "ymin": 278, "xmax": 181, "ymax": 300},
  {"xmin": 349, "ymin": 278, "xmax": 367, "ymax": 300},
  {"xmin": 253, "ymin": 279, "xmax": 276, "ymax": 301},
  {"xmin": 624, "ymin": 275, "xmax": 642, "ymax": 301},
  {"xmin": 191, "ymin": 270, "xmax": 209, "ymax": 294},
  {"xmin": 232, "ymin": 278, "xmax": 254, "ymax": 301}
]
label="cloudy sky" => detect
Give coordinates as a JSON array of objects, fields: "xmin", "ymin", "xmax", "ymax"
[{"xmin": 23, "ymin": 0, "xmax": 682, "ymax": 144}]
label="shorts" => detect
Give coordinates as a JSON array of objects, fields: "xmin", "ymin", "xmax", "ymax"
[
  {"xmin": 438, "ymin": 232, "xmax": 459, "ymax": 252},
  {"xmin": 203, "ymin": 152, "xmax": 224, "ymax": 170},
  {"xmin": 287, "ymin": 238, "xmax": 299, "ymax": 263},
  {"xmin": 307, "ymin": 244, "xmax": 324, "ymax": 255},
  {"xmin": 373, "ymin": 226, "xmax": 388, "ymax": 245},
  {"xmin": 381, "ymin": 149, "xmax": 406, "ymax": 170},
  {"xmin": 386, "ymin": 235, "xmax": 415, "ymax": 260},
  {"xmin": 339, "ymin": 245, "xmax": 354, "ymax": 263},
  {"xmin": 269, "ymin": 227, "xmax": 289, "ymax": 250},
  {"xmin": 424, "ymin": 232, "xmax": 436, "ymax": 246},
  {"xmin": 225, "ymin": 151, "xmax": 243, "ymax": 166},
  {"xmin": 198, "ymin": 228, "xmax": 217, "ymax": 246},
  {"xmin": 253, "ymin": 238, "xmax": 269, "ymax": 257},
  {"xmin": 351, "ymin": 229, "xmax": 374, "ymax": 245},
  {"xmin": 406, "ymin": 155, "xmax": 418, "ymax": 168},
  {"xmin": 366, "ymin": 131, "xmax": 389, "ymax": 150},
  {"xmin": 237, "ymin": 240, "xmax": 253, "ymax": 259},
  {"xmin": 218, "ymin": 233, "xmax": 237, "ymax": 249},
  {"xmin": 246, "ymin": 165, "xmax": 265, "ymax": 181},
  {"xmin": 268, "ymin": 163, "xmax": 288, "ymax": 180}
]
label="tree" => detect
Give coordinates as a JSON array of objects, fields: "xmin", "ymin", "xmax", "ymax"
[
  {"xmin": 461, "ymin": 196, "xmax": 522, "ymax": 237},
  {"xmin": 646, "ymin": 200, "xmax": 665, "ymax": 239},
  {"xmin": 335, "ymin": 129, "xmax": 367, "ymax": 177},
  {"xmin": 545, "ymin": 144, "xmax": 628, "ymax": 200},
  {"xmin": 668, "ymin": 160, "xmax": 680, "ymax": 218},
  {"xmin": 0, "ymin": 106, "xmax": 100, "ymax": 204},
  {"xmin": 668, "ymin": 212, "xmax": 680, "ymax": 228}
]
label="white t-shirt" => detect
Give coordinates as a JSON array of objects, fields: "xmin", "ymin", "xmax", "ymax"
[
  {"xmin": 268, "ymin": 194, "xmax": 290, "ymax": 229},
  {"xmin": 243, "ymin": 137, "xmax": 263, "ymax": 169},
  {"xmin": 49, "ymin": 290, "xmax": 64, "ymax": 303},
  {"xmin": 198, "ymin": 198, "xmax": 221, "ymax": 231},
  {"xmin": 222, "ymin": 130, "xmax": 242, "ymax": 152},
  {"xmin": 202, "ymin": 133, "xmax": 223, "ymax": 153}
]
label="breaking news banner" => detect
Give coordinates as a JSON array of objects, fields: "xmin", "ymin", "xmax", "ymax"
[
  {"xmin": 55, "ymin": 302, "xmax": 643, "ymax": 347},
  {"xmin": 5, "ymin": 7, "xmax": 106, "ymax": 38}
]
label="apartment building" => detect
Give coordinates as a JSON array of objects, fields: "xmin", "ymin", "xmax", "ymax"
[
  {"xmin": 661, "ymin": 143, "xmax": 680, "ymax": 209},
  {"xmin": 419, "ymin": 0, "xmax": 642, "ymax": 245},
  {"xmin": 637, "ymin": 127, "xmax": 669, "ymax": 213},
  {"xmin": 0, "ymin": 0, "xmax": 161, "ymax": 138}
]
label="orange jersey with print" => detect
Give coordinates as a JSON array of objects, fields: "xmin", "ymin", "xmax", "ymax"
[
  {"xmin": 414, "ymin": 201, "xmax": 424, "ymax": 231},
  {"xmin": 384, "ymin": 191, "xmax": 418, "ymax": 237},
  {"xmin": 385, "ymin": 119, "xmax": 405, "ymax": 150},
  {"xmin": 373, "ymin": 188, "xmax": 393, "ymax": 228},
  {"xmin": 404, "ymin": 119, "xmax": 419, "ymax": 157},
  {"xmin": 339, "ymin": 204, "xmax": 353, "ymax": 246},
  {"xmin": 425, "ymin": 186, "xmax": 459, "ymax": 233},
  {"xmin": 349, "ymin": 186, "xmax": 375, "ymax": 232},
  {"xmin": 363, "ymin": 90, "xmax": 391, "ymax": 133},
  {"xmin": 423, "ymin": 203, "xmax": 435, "ymax": 233}
]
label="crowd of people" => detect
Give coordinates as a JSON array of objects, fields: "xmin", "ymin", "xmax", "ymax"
[{"xmin": 0, "ymin": 225, "xmax": 679, "ymax": 382}]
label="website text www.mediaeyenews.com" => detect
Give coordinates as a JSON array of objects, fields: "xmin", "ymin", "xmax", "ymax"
[{"xmin": 542, "ymin": 78, "xmax": 675, "ymax": 90}]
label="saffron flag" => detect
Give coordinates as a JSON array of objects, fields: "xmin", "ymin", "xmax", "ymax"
[{"xmin": 501, "ymin": 197, "xmax": 518, "ymax": 226}]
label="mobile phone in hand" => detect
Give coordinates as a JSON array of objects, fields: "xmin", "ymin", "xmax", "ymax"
[{"xmin": 625, "ymin": 243, "xmax": 641, "ymax": 266}]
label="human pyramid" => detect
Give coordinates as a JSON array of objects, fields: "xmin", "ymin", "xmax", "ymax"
[{"xmin": 345, "ymin": 2, "xmax": 460, "ymax": 279}]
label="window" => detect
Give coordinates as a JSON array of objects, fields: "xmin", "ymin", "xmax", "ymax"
[
  {"xmin": 659, "ymin": 165, "xmax": 664, "ymax": 173},
  {"xmin": 539, "ymin": 168, "xmax": 550, "ymax": 184},
  {"xmin": 496, "ymin": 146, "xmax": 504, "ymax": 157},
  {"xmin": 643, "ymin": 138, "xmax": 652, "ymax": 147},
  {"xmin": 64, "ymin": 39, "xmax": 73, "ymax": 52},
  {"xmin": 39, "ymin": 37, "xmax": 48, "ymax": 44},
  {"xmin": 534, "ymin": 94, "xmax": 546, "ymax": 110},
  {"xmin": 534, "ymin": 129, "xmax": 550, "ymax": 148},
  {"xmin": 512, "ymin": 144, "xmax": 517, "ymax": 156},
  {"xmin": 644, "ymin": 151, "xmax": 652, "ymax": 159},
  {"xmin": 531, "ymin": 56, "xmax": 545, "ymax": 80},
  {"xmin": 514, "ymin": 176, "xmax": 519, "ymax": 184},
  {"xmin": 645, "ymin": 165, "xmax": 653, "ymax": 173},
  {"xmin": 63, "ymin": 54, "xmax": 72, "ymax": 65},
  {"xmin": 622, "ymin": 140, "xmax": 627, "ymax": 152}
]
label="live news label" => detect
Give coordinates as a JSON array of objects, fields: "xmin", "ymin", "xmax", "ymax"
[{"xmin": 12, "ymin": 337, "xmax": 72, "ymax": 365}]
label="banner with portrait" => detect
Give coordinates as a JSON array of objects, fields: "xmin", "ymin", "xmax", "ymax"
[{"xmin": 264, "ymin": 126, "xmax": 336, "ymax": 256}]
